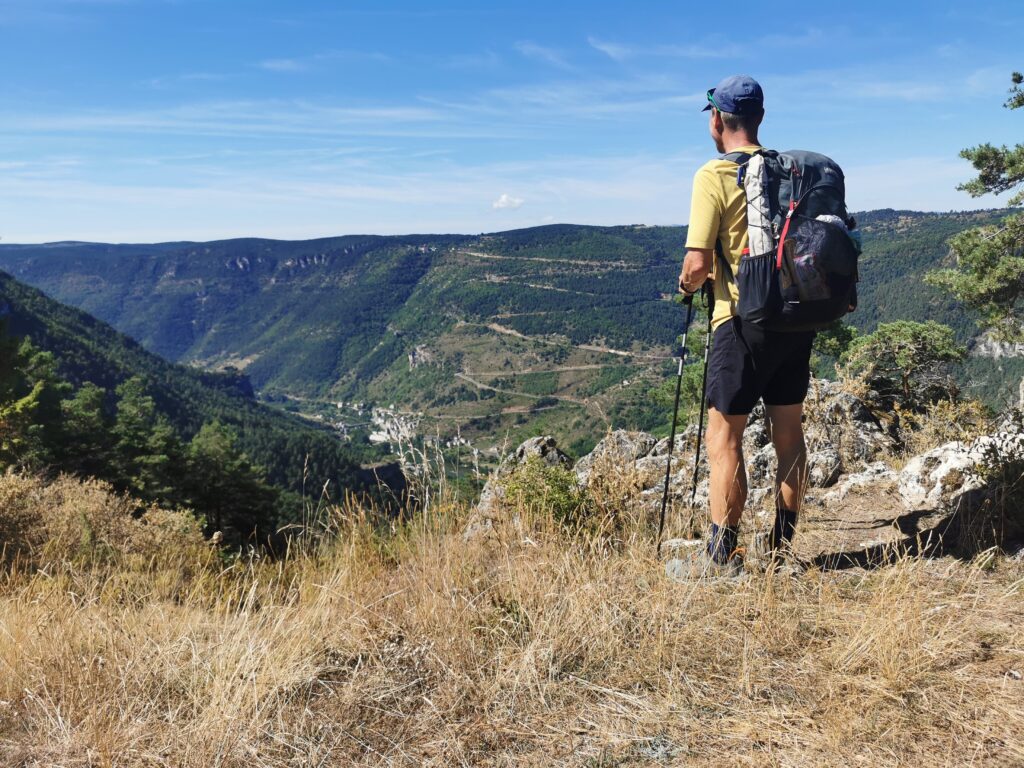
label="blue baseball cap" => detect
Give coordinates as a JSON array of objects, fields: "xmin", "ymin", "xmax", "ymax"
[{"xmin": 702, "ymin": 75, "xmax": 764, "ymax": 115}]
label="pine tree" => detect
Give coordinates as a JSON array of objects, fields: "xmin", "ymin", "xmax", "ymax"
[
  {"xmin": 186, "ymin": 421, "xmax": 279, "ymax": 540},
  {"xmin": 926, "ymin": 72, "xmax": 1024, "ymax": 342},
  {"xmin": 0, "ymin": 333, "xmax": 67, "ymax": 469},
  {"xmin": 60, "ymin": 382, "xmax": 113, "ymax": 478},
  {"xmin": 112, "ymin": 376, "xmax": 183, "ymax": 502},
  {"xmin": 842, "ymin": 320, "xmax": 966, "ymax": 410}
]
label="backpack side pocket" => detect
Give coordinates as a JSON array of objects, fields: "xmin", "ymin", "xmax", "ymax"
[{"xmin": 736, "ymin": 252, "xmax": 782, "ymax": 325}]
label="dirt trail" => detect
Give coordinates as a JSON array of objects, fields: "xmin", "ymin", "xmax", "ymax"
[
  {"xmin": 454, "ymin": 372, "xmax": 586, "ymax": 406},
  {"xmin": 459, "ymin": 249, "xmax": 631, "ymax": 268},
  {"xmin": 463, "ymin": 364, "xmax": 627, "ymax": 377},
  {"xmin": 480, "ymin": 322, "xmax": 671, "ymax": 361}
]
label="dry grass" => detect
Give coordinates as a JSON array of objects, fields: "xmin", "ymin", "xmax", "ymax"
[
  {"xmin": 1, "ymin": 474, "xmax": 1023, "ymax": 767},
  {"xmin": 898, "ymin": 399, "xmax": 993, "ymax": 458}
]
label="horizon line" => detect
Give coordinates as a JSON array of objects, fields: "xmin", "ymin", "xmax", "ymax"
[{"xmin": 0, "ymin": 206, "xmax": 1004, "ymax": 247}]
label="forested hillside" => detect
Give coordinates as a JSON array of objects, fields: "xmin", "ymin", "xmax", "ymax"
[
  {"xmin": 0, "ymin": 272, "xmax": 369, "ymax": 527},
  {"xmin": 0, "ymin": 210, "xmax": 1017, "ymax": 454}
]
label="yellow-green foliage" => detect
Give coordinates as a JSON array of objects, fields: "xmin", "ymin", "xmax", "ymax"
[
  {"xmin": 501, "ymin": 455, "xmax": 590, "ymax": 525},
  {"xmin": 899, "ymin": 398, "xmax": 992, "ymax": 456}
]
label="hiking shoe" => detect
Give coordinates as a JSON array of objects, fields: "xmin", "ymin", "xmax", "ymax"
[
  {"xmin": 750, "ymin": 533, "xmax": 807, "ymax": 576},
  {"xmin": 665, "ymin": 542, "xmax": 746, "ymax": 582}
]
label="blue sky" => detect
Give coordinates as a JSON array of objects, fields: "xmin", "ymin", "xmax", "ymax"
[{"xmin": 0, "ymin": 0, "xmax": 1020, "ymax": 242}]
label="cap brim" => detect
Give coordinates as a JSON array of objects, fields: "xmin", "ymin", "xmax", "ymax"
[{"xmin": 702, "ymin": 87, "xmax": 715, "ymax": 112}]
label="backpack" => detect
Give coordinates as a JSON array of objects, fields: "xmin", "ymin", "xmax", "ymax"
[{"xmin": 717, "ymin": 149, "xmax": 859, "ymax": 332}]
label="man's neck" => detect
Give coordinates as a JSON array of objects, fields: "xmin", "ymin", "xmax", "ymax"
[{"xmin": 722, "ymin": 133, "xmax": 759, "ymax": 152}]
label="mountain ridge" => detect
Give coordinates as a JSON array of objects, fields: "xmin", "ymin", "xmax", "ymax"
[{"xmin": 1, "ymin": 209, "xmax": 1017, "ymax": 454}]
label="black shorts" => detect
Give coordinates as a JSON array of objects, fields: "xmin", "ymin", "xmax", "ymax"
[{"xmin": 705, "ymin": 317, "xmax": 815, "ymax": 416}]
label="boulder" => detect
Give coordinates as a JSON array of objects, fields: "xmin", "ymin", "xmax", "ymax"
[
  {"xmin": 650, "ymin": 424, "xmax": 699, "ymax": 456},
  {"xmin": 574, "ymin": 430, "xmax": 657, "ymax": 485},
  {"xmin": 802, "ymin": 379, "xmax": 896, "ymax": 460},
  {"xmin": 898, "ymin": 441, "xmax": 977, "ymax": 510},
  {"xmin": 808, "ymin": 447, "xmax": 843, "ymax": 488},
  {"xmin": 748, "ymin": 443, "xmax": 776, "ymax": 485},
  {"xmin": 797, "ymin": 414, "xmax": 1024, "ymax": 564},
  {"xmin": 895, "ymin": 414, "xmax": 1024, "ymax": 552},
  {"xmin": 742, "ymin": 403, "xmax": 771, "ymax": 456}
]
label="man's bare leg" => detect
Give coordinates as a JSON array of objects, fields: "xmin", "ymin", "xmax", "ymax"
[
  {"xmin": 765, "ymin": 403, "xmax": 807, "ymax": 551},
  {"xmin": 706, "ymin": 407, "xmax": 749, "ymax": 527},
  {"xmin": 765, "ymin": 403, "xmax": 807, "ymax": 512}
]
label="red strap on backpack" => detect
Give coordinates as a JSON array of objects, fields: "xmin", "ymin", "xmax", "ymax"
[{"xmin": 777, "ymin": 198, "xmax": 796, "ymax": 269}]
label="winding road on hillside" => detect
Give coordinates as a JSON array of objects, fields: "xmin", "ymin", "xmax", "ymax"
[
  {"xmin": 454, "ymin": 371, "xmax": 587, "ymax": 405},
  {"xmin": 477, "ymin": 321, "xmax": 673, "ymax": 361},
  {"xmin": 458, "ymin": 249, "xmax": 632, "ymax": 268}
]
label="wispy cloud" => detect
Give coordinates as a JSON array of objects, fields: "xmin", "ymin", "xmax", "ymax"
[
  {"xmin": 0, "ymin": 100, "xmax": 530, "ymax": 142},
  {"xmin": 261, "ymin": 58, "xmax": 307, "ymax": 73},
  {"xmin": 258, "ymin": 49, "xmax": 391, "ymax": 74},
  {"xmin": 588, "ymin": 28, "xmax": 830, "ymax": 63},
  {"xmin": 587, "ymin": 36, "xmax": 741, "ymax": 61},
  {"xmin": 492, "ymin": 193, "xmax": 524, "ymax": 210},
  {"xmin": 586, "ymin": 37, "xmax": 631, "ymax": 62},
  {"xmin": 514, "ymin": 40, "xmax": 572, "ymax": 70},
  {"xmin": 430, "ymin": 75, "xmax": 706, "ymax": 122},
  {"xmin": 443, "ymin": 50, "xmax": 501, "ymax": 70},
  {"xmin": 767, "ymin": 65, "xmax": 1011, "ymax": 108},
  {"xmin": 142, "ymin": 72, "xmax": 231, "ymax": 90}
]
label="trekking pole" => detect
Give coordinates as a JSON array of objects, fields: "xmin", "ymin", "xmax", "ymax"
[
  {"xmin": 656, "ymin": 293, "xmax": 697, "ymax": 559},
  {"xmin": 689, "ymin": 282, "xmax": 714, "ymax": 506}
]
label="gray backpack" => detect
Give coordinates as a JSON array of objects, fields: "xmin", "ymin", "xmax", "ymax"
[{"xmin": 718, "ymin": 149, "xmax": 859, "ymax": 331}]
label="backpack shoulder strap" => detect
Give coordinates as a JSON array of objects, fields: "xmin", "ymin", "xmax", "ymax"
[
  {"xmin": 720, "ymin": 150, "xmax": 752, "ymax": 166},
  {"xmin": 715, "ymin": 238, "xmax": 733, "ymax": 281}
]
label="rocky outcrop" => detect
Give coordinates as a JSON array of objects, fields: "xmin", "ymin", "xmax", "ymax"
[
  {"xmin": 808, "ymin": 447, "xmax": 843, "ymax": 488},
  {"xmin": 801, "ymin": 379, "xmax": 896, "ymax": 460},
  {"xmin": 408, "ymin": 345, "xmax": 437, "ymax": 370},
  {"xmin": 470, "ymin": 392, "xmax": 1023, "ymax": 563},
  {"xmin": 465, "ymin": 436, "xmax": 573, "ymax": 538},
  {"xmin": 894, "ymin": 413, "xmax": 1024, "ymax": 553},
  {"xmin": 574, "ymin": 430, "xmax": 657, "ymax": 486}
]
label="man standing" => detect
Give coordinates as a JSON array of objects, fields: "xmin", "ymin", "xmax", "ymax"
[{"xmin": 670, "ymin": 75, "xmax": 814, "ymax": 579}]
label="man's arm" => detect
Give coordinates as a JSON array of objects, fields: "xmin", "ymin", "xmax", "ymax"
[
  {"xmin": 681, "ymin": 164, "xmax": 720, "ymax": 296},
  {"xmin": 679, "ymin": 247, "xmax": 713, "ymax": 295}
]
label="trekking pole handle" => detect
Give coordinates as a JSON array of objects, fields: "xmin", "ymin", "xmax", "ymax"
[{"xmin": 677, "ymin": 293, "xmax": 694, "ymax": 358}]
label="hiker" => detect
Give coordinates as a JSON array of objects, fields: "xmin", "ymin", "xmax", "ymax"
[{"xmin": 672, "ymin": 75, "xmax": 812, "ymax": 578}]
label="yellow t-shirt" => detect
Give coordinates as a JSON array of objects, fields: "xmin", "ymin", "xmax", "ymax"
[{"xmin": 684, "ymin": 145, "xmax": 762, "ymax": 329}]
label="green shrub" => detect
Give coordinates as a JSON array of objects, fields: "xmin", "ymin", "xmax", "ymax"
[{"xmin": 502, "ymin": 455, "xmax": 590, "ymax": 526}]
